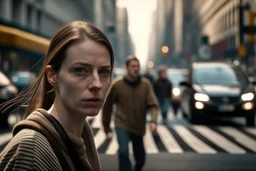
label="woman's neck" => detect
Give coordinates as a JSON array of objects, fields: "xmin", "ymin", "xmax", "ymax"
[{"xmin": 48, "ymin": 101, "xmax": 85, "ymax": 138}]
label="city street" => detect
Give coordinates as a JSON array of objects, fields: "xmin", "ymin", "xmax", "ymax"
[
  {"xmin": 100, "ymin": 153, "xmax": 256, "ymax": 171},
  {"xmin": 2, "ymin": 0, "xmax": 256, "ymax": 170},
  {"xmin": 1, "ymin": 110, "xmax": 256, "ymax": 170}
]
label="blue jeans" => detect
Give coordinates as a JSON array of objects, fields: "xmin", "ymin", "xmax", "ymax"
[
  {"xmin": 115, "ymin": 127, "xmax": 146, "ymax": 171},
  {"xmin": 158, "ymin": 98, "xmax": 170, "ymax": 119}
]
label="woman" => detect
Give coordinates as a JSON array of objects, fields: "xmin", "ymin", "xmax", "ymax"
[{"xmin": 0, "ymin": 21, "xmax": 114, "ymax": 171}]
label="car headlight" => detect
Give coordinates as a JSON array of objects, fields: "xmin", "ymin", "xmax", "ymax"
[
  {"xmin": 12, "ymin": 76, "xmax": 18, "ymax": 83},
  {"xmin": 172, "ymin": 88, "xmax": 180, "ymax": 96},
  {"xmin": 194, "ymin": 93, "xmax": 209, "ymax": 102},
  {"xmin": 241, "ymin": 92, "xmax": 254, "ymax": 101}
]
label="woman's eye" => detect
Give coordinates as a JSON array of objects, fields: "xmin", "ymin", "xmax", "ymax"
[
  {"xmin": 99, "ymin": 69, "xmax": 110, "ymax": 76},
  {"xmin": 74, "ymin": 68, "xmax": 88, "ymax": 75}
]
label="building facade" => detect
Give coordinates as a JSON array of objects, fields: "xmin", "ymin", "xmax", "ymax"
[
  {"xmin": 94, "ymin": 0, "xmax": 134, "ymax": 67},
  {"xmin": 0, "ymin": 0, "xmax": 131, "ymax": 74},
  {"xmin": 191, "ymin": 0, "xmax": 239, "ymax": 60},
  {"xmin": 0, "ymin": 0, "xmax": 94, "ymax": 36},
  {"xmin": 148, "ymin": 0, "xmax": 174, "ymax": 67},
  {"xmin": 189, "ymin": 0, "xmax": 256, "ymax": 65},
  {"xmin": 116, "ymin": 7, "xmax": 135, "ymax": 67},
  {"xmin": 0, "ymin": 0, "xmax": 97, "ymax": 75}
]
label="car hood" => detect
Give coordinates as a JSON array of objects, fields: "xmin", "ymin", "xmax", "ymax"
[{"xmin": 193, "ymin": 84, "xmax": 246, "ymax": 96}]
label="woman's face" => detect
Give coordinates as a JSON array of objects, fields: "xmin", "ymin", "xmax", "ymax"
[{"xmin": 54, "ymin": 39, "xmax": 111, "ymax": 117}]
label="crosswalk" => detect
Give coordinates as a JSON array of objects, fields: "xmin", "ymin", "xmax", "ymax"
[{"xmin": 1, "ymin": 112, "xmax": 256, "ymax": 155}]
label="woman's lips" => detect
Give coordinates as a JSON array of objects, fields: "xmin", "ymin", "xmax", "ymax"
[{"xmin": 81, "ymin": 98, "xmax": 102, "ymax": 107}]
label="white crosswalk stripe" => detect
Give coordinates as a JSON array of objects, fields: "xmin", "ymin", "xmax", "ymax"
[
  {"xmin": 144, "ymin": 127, "xmax": 159, "ymax": 153},
  {"xmin": 157, "ymin": 125, "xmax": 183, "ymax": 153},
  {"xmin": 88, "ymin": 110, "xmax": 114, "ymax": 128},
  {"xmin": 105, "ymin": 133, "xmax": 118, "ymax": 155},
  {"xmin": 246, "ymin": 128, "xmax": 256, "ymax": 137},
  {"xmin": 220, "ymin": 127, "xmax": 256, "ymax": 152},
  {"xmin": 1, "ymin": 123, "xmax": 256, "ymax": 154},
  {"xmin": 193, "ymin": 126, "xmax": 246, "ymax": 154},
  {"xmin": 94, "ymin": 128, "xmax": 107, "ymax": 149},
  {"xmin": 173, "ymin": 125, "xmax": 216, "ymax": 154}
]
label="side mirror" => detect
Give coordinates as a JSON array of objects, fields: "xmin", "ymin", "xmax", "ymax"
[{"xmin": 179, "ymin": 81, "xmax": 191, "ymax": 87}]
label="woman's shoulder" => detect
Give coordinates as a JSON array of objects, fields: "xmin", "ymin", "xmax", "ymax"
[
  {"xmin": 6, "ymin": 128, "xmax": 49, "ymax": 148},
  {"xmin": 0, "ymin": 129, "xmax": 61, "ymax": 170}
]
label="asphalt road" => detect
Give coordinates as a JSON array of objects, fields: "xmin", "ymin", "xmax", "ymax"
[
  {"xmin": 1, "ymin": 110, "xmax": 256, "ymax": 171},
  {"xmin": 100, "ymin": 153, "xmax": 256, "ymax": 171}
]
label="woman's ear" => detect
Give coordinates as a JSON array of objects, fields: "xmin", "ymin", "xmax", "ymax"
[{"xmin": 45, "ymin": 65, "xmax": 57, "ymax": 87}]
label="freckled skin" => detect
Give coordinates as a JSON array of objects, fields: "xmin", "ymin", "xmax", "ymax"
[{"xmin": 55, "ymin": 39, "xmax": 111, "ymax": 117}]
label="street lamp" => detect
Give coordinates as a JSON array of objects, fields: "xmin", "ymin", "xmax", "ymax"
[
  {"xmin": 161, "ymin": 46, "xmax": 169, "ymax": 53},
  {"xmin": 147, "ymin": 61, "xmax": 154, "ymax": 68}
]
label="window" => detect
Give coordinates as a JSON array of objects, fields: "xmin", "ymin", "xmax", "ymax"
[
  {"xmin": 37, "ymin": 10, "xmax": 42, "ymax": 30},
  {"xmin": 27, "ymin": 4, "xmax": 33, "ymax": 27},
  {"xmin": 194, "ymin": 65, "xmax": 248, "ymax": 86},
  {"xmin": 12, "ymin": 0, "xmax": 21, "ymax": 23}
]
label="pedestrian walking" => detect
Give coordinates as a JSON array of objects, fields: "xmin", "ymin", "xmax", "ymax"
[
  {"xmin": 0, "ymin": 21, "xmax": 114, "ymax": 171},
  {"xmin": 153, "ymin": 65, "xmax": 173, "ymax": 124},
  {"xmin": 102, "ymin": 55, "xmax": 160, "ymax": 171},
  {"xmin": 143, "ymin": 69, "xmax": 154, "ymax": 85}
]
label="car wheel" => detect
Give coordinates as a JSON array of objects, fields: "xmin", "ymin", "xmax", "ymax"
[
  {"xmin": 189, "ymin": 109, "xmax": 200, "ymax": 124},
  {"xmin": 246, "ymin": 114, "xmax": 255, "ymax": 127}
]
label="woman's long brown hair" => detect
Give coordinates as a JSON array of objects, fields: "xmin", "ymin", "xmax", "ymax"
[{"xmin": 0, "ymin": 21, "xmax": 114, "ymax": 119}]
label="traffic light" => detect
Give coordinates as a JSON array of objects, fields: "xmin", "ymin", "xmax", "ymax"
[
  {"xmin": 238, "ymin": 44, "xmax": 246, "ymax": 58},
  {"xmin": 248, "ymin": 11, "xmax": 255, "ymax": 42}
]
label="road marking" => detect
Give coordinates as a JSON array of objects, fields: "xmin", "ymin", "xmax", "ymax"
[
  {"xmin": 94, "ymin": 128, "xmax": 107, "ymax": 149},
  {"xmin": 173, "ymin": 125, "xmax": 216, "ymax": 154},
  {"xmin": 90, "ymin": 110, "xmax": 114, "ymax": 128},
  {"xmin": 90, "ymin": 111, "xmax": 102, "ymax": 128},
  {"xmin": 220, "ymin": 127, "xmax": 256, "ymax": 152},
  {"xmin": 144, "ymin": 127, "xmax": 159, "ymax": 153},
  {"xmin": 105, "ymin": 133, "xmax": 118, "ymax": 155},
  {"xmin": 193, "ymin": 126, "xmax": 245, "ymax": 154},
  {"xmin": 245, "ymin": 128, "xmax": 256, "ymax": 136},
  {"xmin": 157, "ymin": 125, "xmax": 183, "ymax": 153}
]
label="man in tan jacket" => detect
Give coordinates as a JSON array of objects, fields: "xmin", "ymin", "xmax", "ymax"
[{"xmin": 102, "ymin": 55, "xmax": 159, "ymax": 171}]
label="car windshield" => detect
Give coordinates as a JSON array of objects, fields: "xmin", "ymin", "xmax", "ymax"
[
  {"xmin": 168, "ymin": 72, "xmax": 188, "ymax": 87},
  {"xmin": 193, "ymin": 65, "xmax": 248, "ymax": 86},
  {"xmin": 10, "ymin": 72, "xmax": 36, "ymax": 84}
]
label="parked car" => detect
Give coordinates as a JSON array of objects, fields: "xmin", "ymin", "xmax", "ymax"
[
  {"xmin": 167, "ymin": 69, "xmax": 188, "ymax": 115},
  {"xmin": 0, "ymin": 71, "xmax": 18, "ymax": 128},
  {"xmin": 8, "ymin": 71, "xmax": 36, "ymax": 93},
  {"xmin": 179, "ymin": 62, "xmax": 256, "ymax": 126}
]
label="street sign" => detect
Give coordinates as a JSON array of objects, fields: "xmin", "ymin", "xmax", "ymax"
[{"xmin": 199, "ymin": 45, "xmax": 211, "ymax": 60}]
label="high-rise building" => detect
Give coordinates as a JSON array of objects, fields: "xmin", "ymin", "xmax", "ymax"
[
  {"xmin": 0, "ymin": 0, "xmax": 93, "ymax": 74},
  {"xmin": 0, "ymin": 0, "xmax": 94, "ymax": 36},
  {"xmin": 116, "ymin": 7, "xmax": 135, "ymax": 66},
  {"xmin": 148, "ymin": 0, "xmax": 174, "ymax": 67}
]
